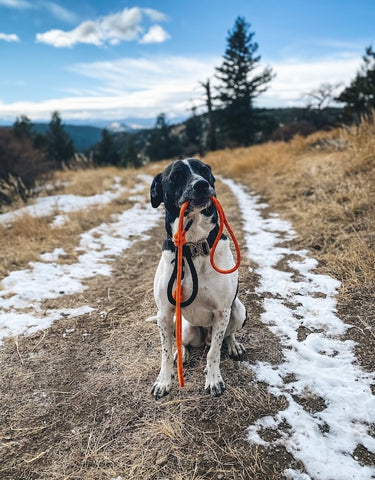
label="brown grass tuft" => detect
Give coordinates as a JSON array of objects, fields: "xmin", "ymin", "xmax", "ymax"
[
  {"xmin": 52, "ymin": 166, "xmax": 134, "ymax": 197},
  {"xmin": 206, "ymin": 118, "xmax": 375, "ymax": 374},
  {"xmin": 206, "ymin": 120, "xmax": 375, "ymax": 295},
  {"xmin": 0, "ymin": 168, "xmax": 148, "ymax": 280}
]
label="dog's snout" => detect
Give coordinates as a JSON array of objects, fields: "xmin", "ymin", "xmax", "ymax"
[{"xmin": 194, "ymin": 179, "xmax": 210, "ymax": 194}]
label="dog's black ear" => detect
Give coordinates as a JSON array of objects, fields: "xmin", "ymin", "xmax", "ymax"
[
  {"xmin": 150, "ymin": 173, "xmax": 163, "ymax": 208},
  {"xmin": 206, "ymin": 164, "xmax": 216, "ymax": 186}
]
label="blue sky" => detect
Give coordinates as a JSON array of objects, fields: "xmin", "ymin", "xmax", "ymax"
[{"xmin": 0, "ymin": 0, "xmax": 374, "ymax": 126}]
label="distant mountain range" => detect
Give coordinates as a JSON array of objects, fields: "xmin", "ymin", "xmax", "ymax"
[
  {"xmin": 1, "ymin": 107, "xmax": 343, "ymax": 154},
  {"xmin": 32, "ymin": 122, "xmax": 141, "ymax": 152}
]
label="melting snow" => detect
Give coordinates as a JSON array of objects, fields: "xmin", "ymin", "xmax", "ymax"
[
  {"xmin": 222, "ymin": 178, "xmax": 375, "ymax": 480},
  {"xmin": 0, "ymin": 175, "xmax": 161, "ymax": 343},
  {"xmin": 0, "ymin": 176, "xmax": 125, "ymax": 227}
]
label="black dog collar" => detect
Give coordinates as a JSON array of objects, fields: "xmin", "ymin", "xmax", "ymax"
[{"xmin": 162, "ymin": 224, "xmax": 226, "ymax": 256}]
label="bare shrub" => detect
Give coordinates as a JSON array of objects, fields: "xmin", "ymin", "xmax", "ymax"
[{"xmin": 0, "ymin": 129, "xmax": 50, "ymax": 207}]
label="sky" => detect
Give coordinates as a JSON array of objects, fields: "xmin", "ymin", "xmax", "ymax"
[{"xmin": 0, "ymin": 0, "xmax": 374, "ymax": 126}]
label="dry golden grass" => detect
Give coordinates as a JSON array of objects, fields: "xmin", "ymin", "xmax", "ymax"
[
  {"xmin": 0, "ymin": 168, "xmax": 146, "ymax": 279},
  {"xmin": 206, "ymin": 121, "xmax": 375, "ymax": 296},
  {"xmin": 51, "ymin": 166, "xmax": 135, "ymax": 196}
]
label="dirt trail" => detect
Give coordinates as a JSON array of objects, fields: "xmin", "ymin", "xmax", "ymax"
[{"xmin": 0, "ymin": 180, "xmax": 373, "ymax": 479}]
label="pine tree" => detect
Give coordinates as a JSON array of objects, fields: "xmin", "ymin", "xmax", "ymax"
[
  {"xmin": 215, "ymin": 17, "xmax": 274, "ymax": 145},
  {"xmin": 336, "ymin": 46, "xmax": 375, "ymax": 123},
  {"xmin": 13, "ymin": 115, "xmax": 34, "ymax": 139},
  {"xmin": 46, "ymin": 111, "xmax": 74, "ymax": 168},
  {"xmin": 94, "ymin": 129, "xmax": 120, "ymax": 166},
  {"xmin": 146, "ymin": 113, "xmax": 182, "ymax": 161},
  {"xmin": 122, "ymin": 137, "xmax": 142, "ymax": 168}
]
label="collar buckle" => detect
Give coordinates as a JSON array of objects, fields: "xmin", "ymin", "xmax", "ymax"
[{"xmin": 185, "ymin": 239, "xmax": 210, "ymax": 258}]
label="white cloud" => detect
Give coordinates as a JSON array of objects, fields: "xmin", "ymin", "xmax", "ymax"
[
  {"xmin": 37, "ymin": 21, "xmax": 102, "ymax": 48},
  {"xmin": 258, "ymin": 55, "xmax": 361, "ymax": 107},
  {"xmin": 142, "ymin": 8, "xmax": 169, "ymax": 22},
  {"xmin": 0, "ymin": 32, "xmax": 20, "ymax": 42},
  {"xmin": 0, "ymin": 0, "xmax": 77, "ymax": 22},
  {"xmin": 36, "ymin": 7, "xmax": 170, "ymax": 48},
  {"xmin": 0, "ymin": 54, "xmax": 363, "ymax": 122},
  {"xmin": 0, "ymin": 0, "xmax": 31, "ymax": 8},
  {"xmin": 40, "ymin": 2, "xmax": 78, "ymax": 23},
  {"xmin": 100, "ymin": 8, "xmax": 143, "ymax": 45},
  {"xmin": 140, "ymin": 25, "xmax": 170, "ymax": 44},
  {"xmin": 0, "ymin": 55, "xmax": 219, "ymax": 122}
]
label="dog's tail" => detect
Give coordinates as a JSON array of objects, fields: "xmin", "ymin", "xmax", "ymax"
[{"xmin": 145, "ymin": 315, "xmax": 158, "ymax": 323}]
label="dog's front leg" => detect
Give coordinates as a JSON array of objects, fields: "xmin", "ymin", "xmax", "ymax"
[
  {"xmin": 204, "ymin": 309, "xmax": 231, "ymax": 397},
  {"xmin": 151, "ymin": 310, "xmax": 175, "ymax": 399}
]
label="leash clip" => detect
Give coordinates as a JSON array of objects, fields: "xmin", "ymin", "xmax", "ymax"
[{"xmin": 185, "ymin": 239, "xmax": 210, "ymax": 258}]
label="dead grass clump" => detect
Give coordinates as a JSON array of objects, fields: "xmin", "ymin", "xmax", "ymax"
[
  {"xmin": 0, "ymin": 214, "xmax": 55, "ymax": 277},
  {"xmin": 206, "ymin": 118, "xmax": 375, "ymax": 374},
  {"xmin": 206, "ymin": 119, "xmax": 375, "ymax": 293},
  {"xmin": 0, "ymin": 180, "xmax": 141, "ymax": 280},
  {"xmin": 51, "ymin": 166, "xmax": 134, "ymax": 197},
  {"xmin": 342, "ymin": 118, "xmax": 375, "ymax": 175}
]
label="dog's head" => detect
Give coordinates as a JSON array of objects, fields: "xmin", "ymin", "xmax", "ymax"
[{"xmin": 150, "ymin": 158, "xmax": 216, "ymax": 214}]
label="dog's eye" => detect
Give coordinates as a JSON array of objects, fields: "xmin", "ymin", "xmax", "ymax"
[{"xmin": 198, "ymin": 165, "xmax": 211, "ymax": 180}]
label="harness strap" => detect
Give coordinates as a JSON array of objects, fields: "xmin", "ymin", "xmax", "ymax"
[
  {"xmin": 165, "ymin": 224, "xmax": 226, "ymax": 307},
  {"xmin": 167, "ymin": 249, "xmax": 198, "ymax": 307}
]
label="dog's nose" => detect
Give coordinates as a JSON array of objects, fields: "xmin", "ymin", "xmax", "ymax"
[{"xmin": 193, "ymin": 179, "xmax": 210, "ymax": 194}]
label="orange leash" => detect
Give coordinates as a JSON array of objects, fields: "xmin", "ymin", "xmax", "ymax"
[
  {"xmin": 173, "ymin": 196, "xmax": 241, "ymax": 387},
  {"xmin": 173, "ymin": 201, "xmax": 189, "ymax": 388},
  {"xmin": 210, "ymin": 196, "xmax": 241, "ymax": 274}
]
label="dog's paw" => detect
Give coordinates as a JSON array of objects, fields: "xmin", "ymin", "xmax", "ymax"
[
  {"xmin": 204, "ymin": 376, "xmax": 226, "ymax": 397},
  {"xmin": 151, "ymin": 378, "xmax": 172, "ymax": 400},
  {"xmin": 151, "ymin": 374, "xmax": 172, "ymax": 400},
  {"xmin": 225, "ymin": 336, "xmax": 245, "ymax": 361}
]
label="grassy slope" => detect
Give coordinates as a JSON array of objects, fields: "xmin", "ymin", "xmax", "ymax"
[{"xmin": 206, "ymin": 119, "xmax": 375, "ymax": 371}]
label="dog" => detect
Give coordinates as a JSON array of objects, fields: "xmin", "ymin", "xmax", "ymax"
[{"xmin": 150, "ymin": 158, "xmax": 247, "ymax": 399}]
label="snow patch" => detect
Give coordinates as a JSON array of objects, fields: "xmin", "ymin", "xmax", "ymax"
[
  {"xmin": 0, "ymin": 176, "xmax": 161, "ymax": 344},
  {"xmin": 0, "ymin": 176, "xmax": 126, "ymax": 227},
  {"xmin": 223, "ymin": 178, "xmax": 375, "ymax": 480}
]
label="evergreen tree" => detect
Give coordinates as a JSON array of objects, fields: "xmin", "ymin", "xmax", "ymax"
[
  {"xmin": 13, "ymin": 115, "xmax": 33, "ymax": 139},
  {"xmin": 184, "ymin": 106, "xmax": 204, "ymax": 156},
  {"xmin": 215, "ymin": 17, "xmax": 274, "ymax": 146},
  {"xmin": 46, "ymin": 111, "xmax": 74, "ymax": 168},
  {"xmin": 336, "ymin": 46, "xmax": 375, "ymax": 122},
  {"xmin": 122, "ymin": 137, "xmax": 142, "ymax": 168},
  {"xmin": 146, "ymin": 113, "xmax": 182, "ymax": 161},
  {"xmin": 94, "ymin": 129, "xmax": 120, "ymax": 166}
]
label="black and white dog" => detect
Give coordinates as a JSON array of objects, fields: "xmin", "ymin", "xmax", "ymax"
[{"xmin": 150, "ymin": 158, "xmax": 246, "ymax": 399}]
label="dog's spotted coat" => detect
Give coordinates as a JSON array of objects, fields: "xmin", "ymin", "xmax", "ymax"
[{"xmin": 150, "ymin": 158, "xmax": 247, "ymax": 399}]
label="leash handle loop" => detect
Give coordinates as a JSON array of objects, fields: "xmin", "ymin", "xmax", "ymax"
[{"xmin": 210, "ymin": 196, "xmax": 241, "ymax": 274}]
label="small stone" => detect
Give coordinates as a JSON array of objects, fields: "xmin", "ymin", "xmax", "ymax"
[{"xmin": 155, "ymin": 454, "xmax": 169, "ymax": 466}]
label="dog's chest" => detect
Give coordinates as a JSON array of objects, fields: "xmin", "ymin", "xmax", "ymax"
[
  {"xmin": 176, "ymin": 244, "xmax": 237, "ymax": 325},
  {"xmin": 155, "ymin": 211, "xmax": 238, "ymax": 326}
]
